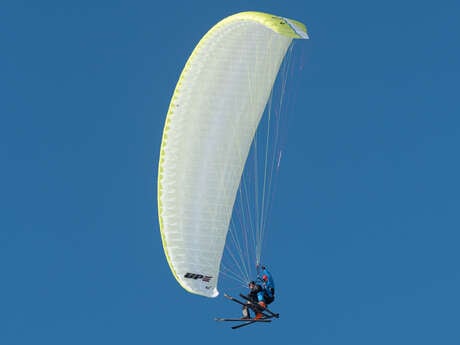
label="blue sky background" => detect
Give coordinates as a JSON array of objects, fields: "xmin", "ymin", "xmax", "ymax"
[{"xmin": 1, "ymin": 0, "xmax": 459, "ymax": 344}]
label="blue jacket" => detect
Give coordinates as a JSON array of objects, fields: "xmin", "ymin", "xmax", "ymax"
[{"xmin": 258, "ymin": 267, "xmax": 275, "ymax": 299}]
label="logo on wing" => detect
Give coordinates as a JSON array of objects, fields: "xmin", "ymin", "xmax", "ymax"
[{"xmin": 184, "ymin": 272, "xmax": 213, "ymax": 283}]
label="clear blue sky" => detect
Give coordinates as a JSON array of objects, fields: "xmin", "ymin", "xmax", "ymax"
[{"xmin": 1, "ymin": 0, "xmax": 459, "ymax": 344}]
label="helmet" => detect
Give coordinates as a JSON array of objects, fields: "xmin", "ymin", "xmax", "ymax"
[{"xmin": 262, "ymin": 275, "xmax": 268, "ymax": 282}]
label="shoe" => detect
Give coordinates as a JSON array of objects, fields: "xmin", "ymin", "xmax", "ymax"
[
  {"xmin": 242, "ymin": 307, "xmax": 250, "ymax": 319},
  {"xmin": 258, "ymin": 301, "xmax": 266, "ymax": 309},
  {"xmin": 254, "ymin": 301, "xmax": 266, "ymax": 319}
]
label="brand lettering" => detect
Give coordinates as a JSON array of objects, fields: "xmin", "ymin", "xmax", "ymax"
[{"xmin": 184, "ymin": 272, "xmax": 213, "ymax": 283}]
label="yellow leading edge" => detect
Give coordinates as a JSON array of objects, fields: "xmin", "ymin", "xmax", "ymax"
[{"xmin": 158, "ymin": 11, "xmax": 308, "ymax": 297}]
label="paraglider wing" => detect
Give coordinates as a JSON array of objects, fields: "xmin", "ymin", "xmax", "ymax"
[{"xmin": 157, "ymin": 12, "xmax": 308, "ymax": 297}]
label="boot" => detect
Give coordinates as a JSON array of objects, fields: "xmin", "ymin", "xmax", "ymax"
[
  {"xmin": 255, "ymin": 301, "xmax": 266, "ymax": 319},
  {"xmin": 242, "ymin": 306, "xmax": 250, "ymax": 319}
]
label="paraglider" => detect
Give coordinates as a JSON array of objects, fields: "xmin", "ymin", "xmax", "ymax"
[{"xmin": 157, "ymin": 11, "xmax": 308, "ymax": 328}]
